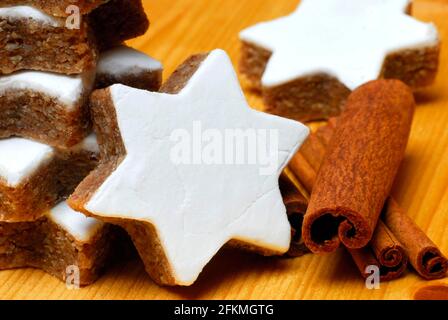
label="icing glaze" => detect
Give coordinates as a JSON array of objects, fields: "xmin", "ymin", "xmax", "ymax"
[
  {"xmin": 0, "ymin": 138, "xmax": 54, "ymax": 187},
  {"xmin": 84, "ymin": 49, "xmax": 309, "ymax": 285},
  {"xmin": 97, "ymin": 45, "xmax": 163, "ymax": 76},
  {"xmin": 0, "ymin": 6, "xmax": 63, "ymax": 27},
  {"xmin": 0, "ymin": 70, "xmax": 94, "ymax": 108},
  {"xmin": 240, "ymin": 0, "xmax": 439, "ymax": 90},
  {"xmin": 0, "ymin": 134, "xmax": 99, "ymax": 187},
  {"xmin": 69, "ymin": 133, "xmax": 100, "ymax": 154},
  {"xmin": 47, "ymin": 201, "xmax": 104, "ymax": 242}
]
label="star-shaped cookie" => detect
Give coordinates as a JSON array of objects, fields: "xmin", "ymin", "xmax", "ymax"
[
  {"xmin": 240, "ymin": 0, "xmax": 439, "ymax": 90},
  {"xmin": 69, "ymin": 49, "xmax": 309, "ymax": 286}
]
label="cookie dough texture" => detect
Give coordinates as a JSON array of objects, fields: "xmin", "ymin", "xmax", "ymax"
[
  {"xmin": 0, "ymin": 202, "xmax": 112, "ymax": 286},
  {"xmin": 1, "ymin": 0, "xmax": 109, "ymax": 17},
  {"xmin": 0, "ymin": 135, "xmax": 99, "ymax": 222},
  {"xmin": 0, "ymin": 1, "xmax": 149, "ymax": 75},
  {"xmin": 0, "ymin": 6, "xmax": 98, "ymax": 75},
  {"xmin": 0, "ymin": 70, "xmax": 95, "ymax": 148}
]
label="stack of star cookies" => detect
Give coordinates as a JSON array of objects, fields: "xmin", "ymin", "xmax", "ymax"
[{"xmin": 0, "ymin": 0, "xmax": 163, "ymax": 286}]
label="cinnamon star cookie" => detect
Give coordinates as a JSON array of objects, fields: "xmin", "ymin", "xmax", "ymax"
[
  {"xmin": 239, "ymin": 0, "xmax": 440, "ymax": 122},
  {"xmin": 69, "ymin": 49, "xmax": 309, "ymax": 286}
]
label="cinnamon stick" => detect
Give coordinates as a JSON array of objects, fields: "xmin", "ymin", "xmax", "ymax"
[
  {"xmin": 302, "ymin": 80, "xmax": 415, "ymax": 253},
  {"xmin": 296, "ymin": 121, "xmax": 336, "ymax": 178},
  {"xmin": 290, "ymin": 93, "xmax": 447, "ymax": 281},
  {"xmin": 383, "ymin": 199, "xmax": 448, "ymax": 280},
  {"xmin": 288, "ymin": 153, "xmax": 316, "ymax": 194},
  {"xmin": 289, "ymin": 119, "xmax": 338, "ymax": 194},
  {"xmin": 349, "ymin": 221, "xmax": 408, "ymax": 281},
  {"xmin": 297, "ymin": 134, "xmax": 327, "ymax": 172},
  {"xmin": 292, "ymin": 123, "xmax": 409, "ymax": 281},
  {"xmin": 315, "ymin": 118, "xmax": 338, "ymax": 148},
  {"xmin": 279, "ymin": 173, "xmax": 310, "ymax": 257}
]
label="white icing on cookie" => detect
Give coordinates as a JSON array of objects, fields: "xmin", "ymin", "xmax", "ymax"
[
  {"xmin": 0, "ymin": 6, "xmax": 63, "ymax": 27},
  {"xmin": 84, "ymin": 49, "xmax": 309, "ymax": 285},
  {"xmin": 0, "ymin": 138, "xmax": 54, "ymax": 187},
  {"xmin": 0, "ymin": 70, "xmax": 94, "ymax": 108},
  {"xmin": 47, "ymin": 202, "xmax": 104, "ymax": 242},
  {"xmin": 0, "ymin": 133, "xmax": 98, "ymax": 187},
  {"xmin": 97, "ymin": 45, "xmax": 163, "ymax": 76},
  {"xmin": 240, "ymin": 0, "xmax": 439, "ymax": 90},
  {"xmin": 69, "ymin": 133, "xmax": 100, "ymax": 154}
]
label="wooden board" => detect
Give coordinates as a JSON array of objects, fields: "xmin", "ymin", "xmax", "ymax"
[{"xmin": 1, "ymin": 0, "xmax": 447, "ymax": 300}]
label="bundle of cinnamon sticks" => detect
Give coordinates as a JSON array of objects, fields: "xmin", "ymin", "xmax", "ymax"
[{"xmin": 282, "ymin": 79, "xmax": 448, "ymax": 281}]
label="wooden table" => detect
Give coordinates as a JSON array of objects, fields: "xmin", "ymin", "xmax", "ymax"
[{"xmin": 1, "ymin": 0, "xmax": 447, "ymax": 300}]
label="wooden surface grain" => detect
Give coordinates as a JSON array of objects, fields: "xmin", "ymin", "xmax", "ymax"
[{"xmin": 1, "ymin": 0, "xmax": 447, "ymax": 300}]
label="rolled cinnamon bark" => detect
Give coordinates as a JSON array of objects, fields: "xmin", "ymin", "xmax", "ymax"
[
  {"xmin": 292, "ymin": 125, "xmax": 408, "ymax": 280},
  {"xmin": 348, "ymin": 221, "xmax": 408, "ymax": 281},
  {"xmin": 288, "ymin": 153, "xmax": 316, "ymax": 194},
  {"xmin": 315, "ymin": 118, "xmax": 338, "ymax": 148},
  {"xmin": 279, "ymin": 174, "xmax": 310, "ymax": 257},
  {"xmin": 289, "ymin": 120, "xmax": 337, "ymax": 194},
  {"xmin": 383, "ymin": 199, "xmax": 448, "ymax": 280},
  {"xmin": 291, "ymin": 116, "xmax": 446, "ymax": 281},
  {"xmin": 292, "ymin": 125, "xmax": 331, "ymax": 191},
  {"xmin": 302, "ymin": 80, "xmax": 415, "ymax": 253},
  {"xmin": 297, "ymin": 134, "xmax": 327, "ymax": 172}
]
